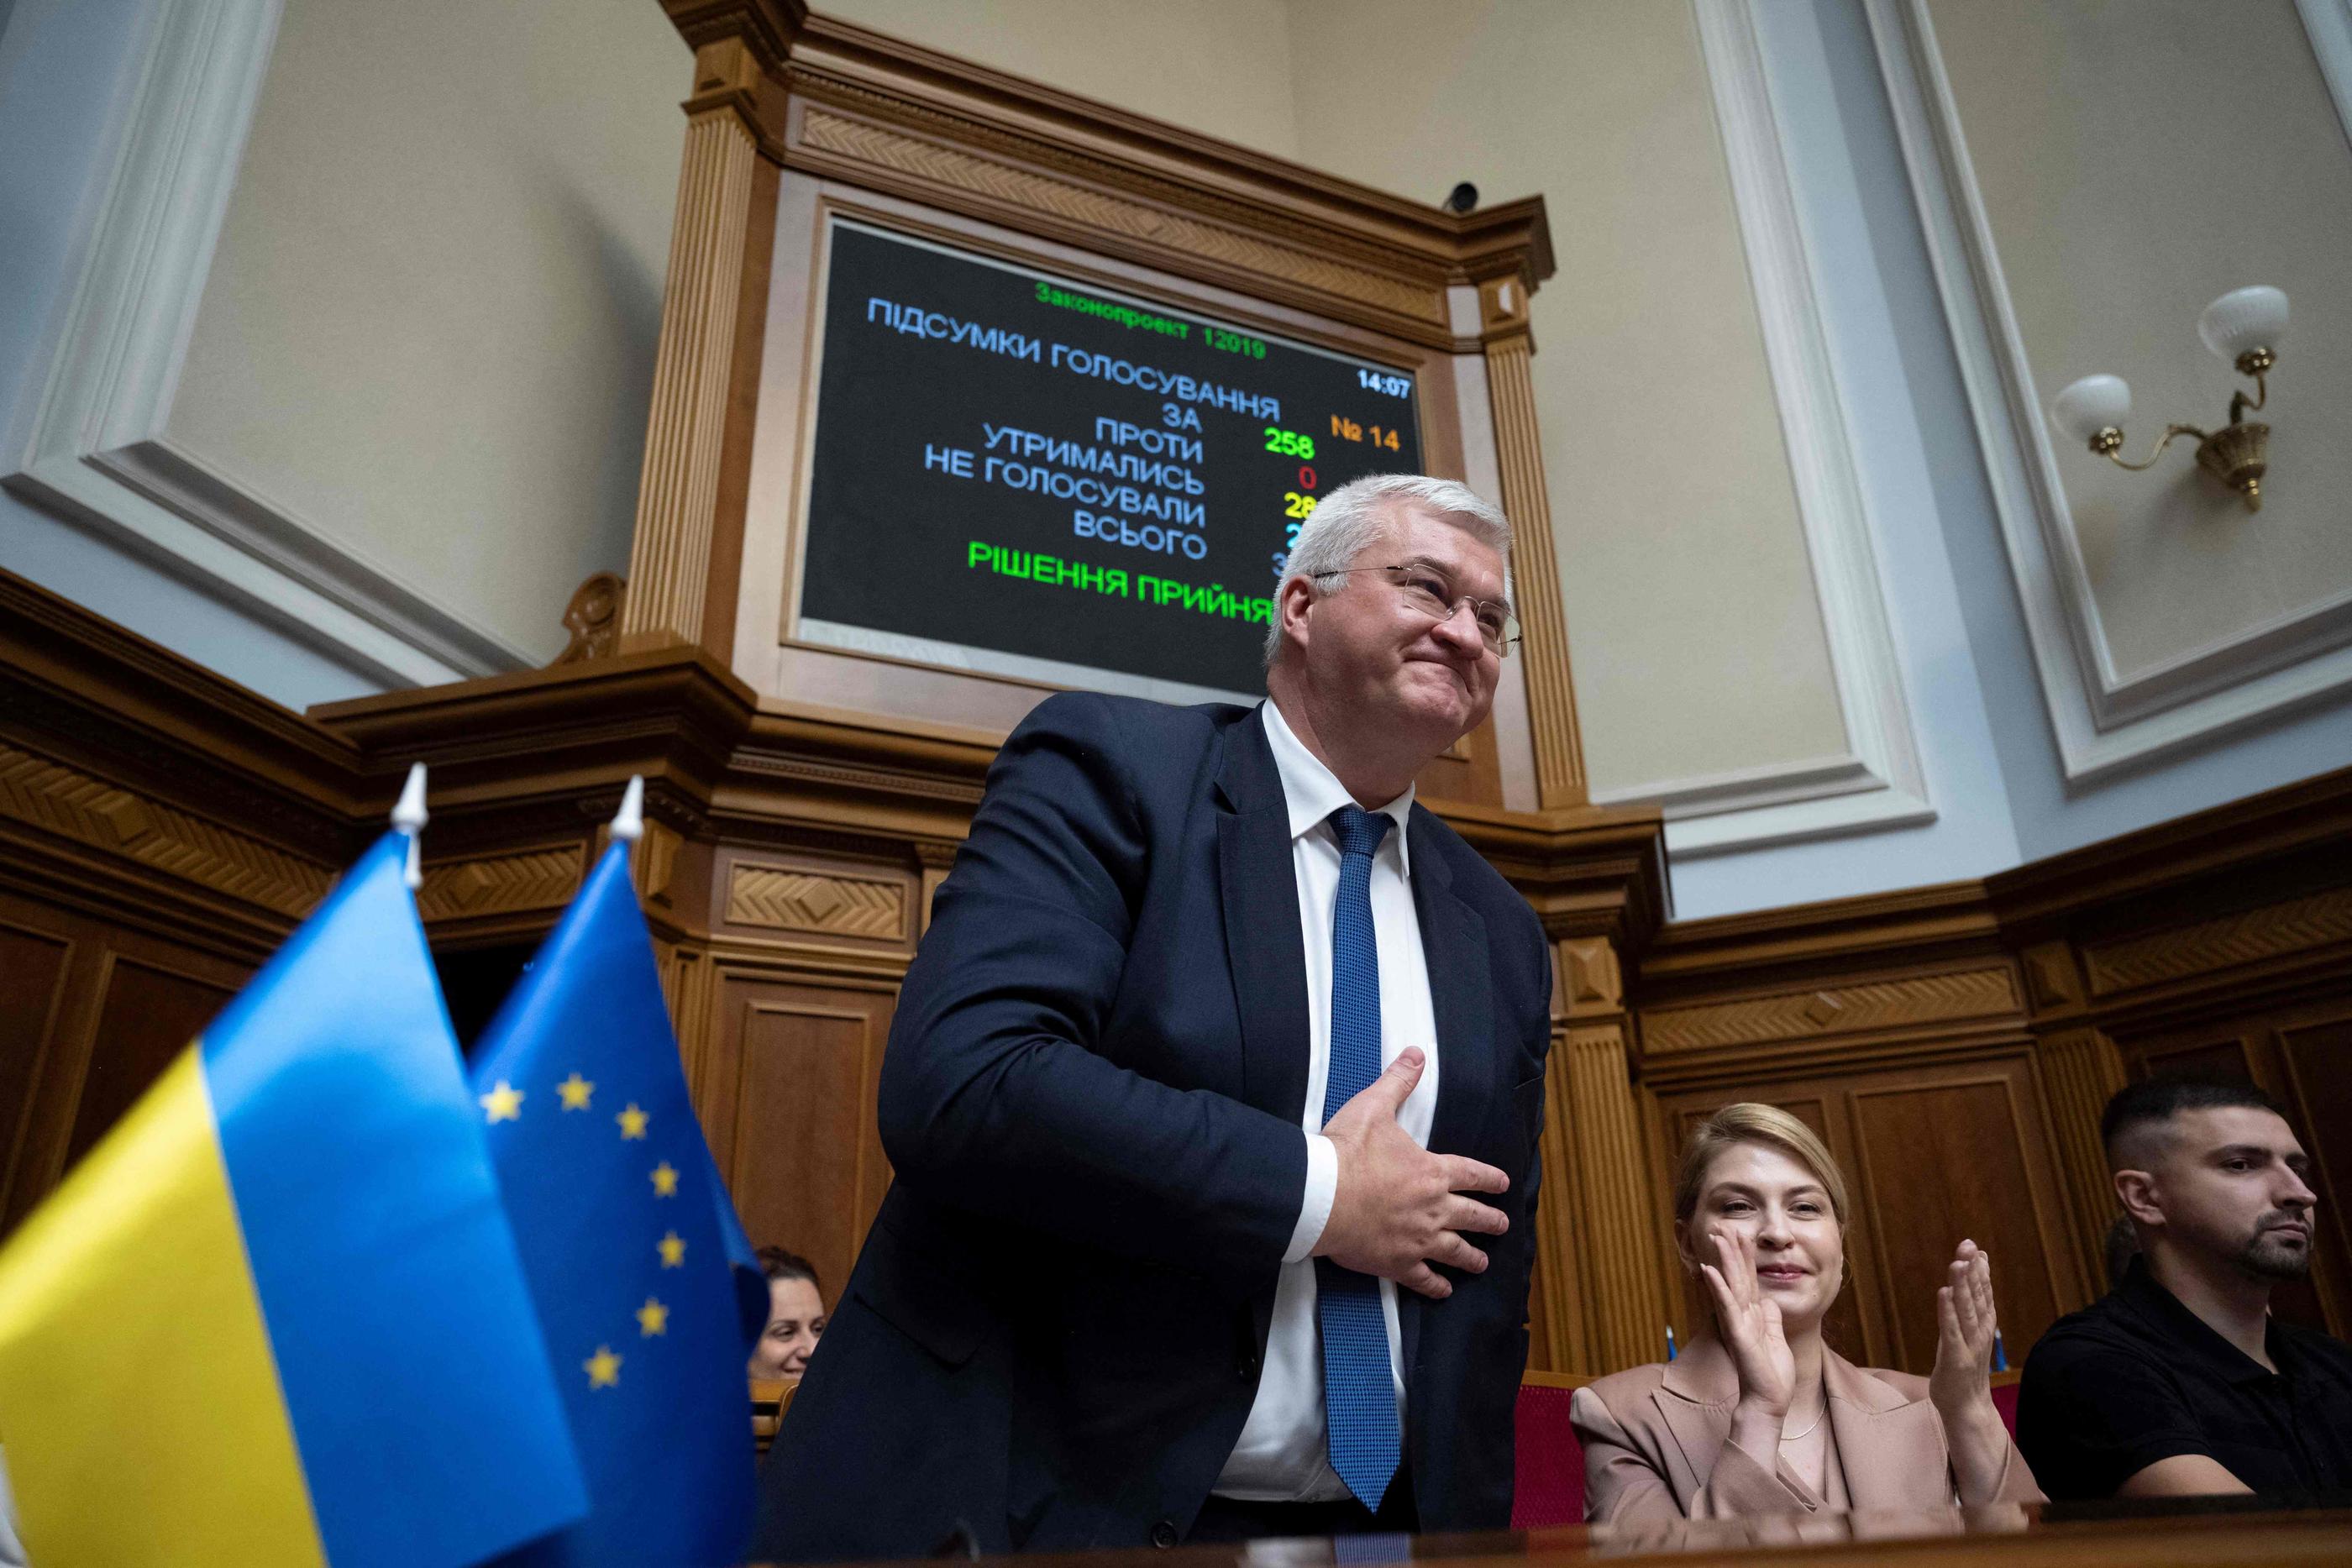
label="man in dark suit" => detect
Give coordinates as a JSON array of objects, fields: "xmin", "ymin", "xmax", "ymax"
[{"xmin": 755, "ymin": 475, "xmax": 1554, "ymax": 1556}]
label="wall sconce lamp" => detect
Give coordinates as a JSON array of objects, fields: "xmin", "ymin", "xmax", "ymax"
[{"xmin": 2050, "ymin": 286, "xmax": 2288, "ymax": 512}]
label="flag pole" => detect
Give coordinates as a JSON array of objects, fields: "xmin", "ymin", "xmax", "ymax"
[
  {"xmin": 611, "ymin": 775, "xmax": 645, "ymax": 847},
  {"xmin": 391, "ymin": 763, "xmax": 428, "ymax": 891}
]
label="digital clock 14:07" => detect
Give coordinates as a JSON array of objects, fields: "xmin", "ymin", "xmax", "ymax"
[{"xmin": 1357, "ymin": 367, "xmax": 1412, "ymax": 399}]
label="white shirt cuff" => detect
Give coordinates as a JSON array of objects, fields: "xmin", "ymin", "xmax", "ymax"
[{"xmin": 1284, "ymin": 1133, "xmax": 1338, "ymax": 1264}]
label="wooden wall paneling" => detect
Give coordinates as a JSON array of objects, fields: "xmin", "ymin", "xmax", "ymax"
[
  {"xmin": 659, "ymin": 938, "xmax": 720, "ymax": 1098},
  {"xmin": 1527, "ymin": 1020, "xmax": 1590, "ymax": 1374},
  {"xmin": 0, "ymin": 923, "xmax": 73, "ymax": 1094},
  {"xmin": 622, "ymin": 38, "xmax": 770, "ymax": 652},
  {"xmin": 1412, "ymin": 714, "xmax": 1505, "ymax": 811},
  {"xmin": 705, "ymin": 968, "xmax": 897, "ymax": 1303},
  {"xmin": 62, "ymin": 955, "xmax": 237, "ymax": 1170},
  {"xmin": 1845, "ymin": 1064, "xmax": 2078, "ymax": 1374},
  {"xmin": 914, "ymin": 842, "xmax": 957, "ymax": 936},
  {"xmin": 1540, "ymin": 936, "xmax": 1669, "ymax": 1373},
  {"xmin": 1481, "ymin": 295, "xmax": 1585, "ymax": 810},
  {"xmin": 2131, "ymin": 1033, "xmax": 2260, "ymax": 1083},
  {"xmin": 2034, "ymin": 1025, "xmax": 2128, "ymax": 1293},
  {"xmin": 414, "ymin": 843, "xmax": 586, "ymax": 931},
  {"xmin": 2277, "ymin": 1008, "xmax": 2352, "ymax": 1330},
  {"xmin": 716, "ymin": 848, "xmax": 917, "ymax": 957},
  {"xmin": 0, "ymin": 880, "xmax": 258, "ymax": 1229},
  {"xmin": 1559, "ymin": 1019, "xmax": 1672, "ymax": 1372},
  {"xmin": 698, "ymin": 152, "xmax": 783, "ymax": 665},
  {"xmin": 0, "ymin": 911, "xmax": 78, "ymax": 1222}
]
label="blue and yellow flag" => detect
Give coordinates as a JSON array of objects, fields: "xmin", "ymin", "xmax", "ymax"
[
  {"xmin": 471, "ymin": 836, "xmax": 759, "ymax": 1567},
  {"xmin": 0, "ymin": 831, "xmax": 587, "ymax": 1566}
]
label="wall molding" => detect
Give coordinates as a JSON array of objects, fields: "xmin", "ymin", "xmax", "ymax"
[
  {"xmin": 2298, "ymin": 0, "xmax": 2352, "ymax": 157},
  {"xmin": 0, "ymin": 737, "xmax": 332, "ymax": 920},
  {"xmin": 725, "ymin": 863, "xmax": 908, "ymax": 941},
  {"xmin": 2082, "ymin": 887, "xmax": 2352, "ymax": 999},
  {"xmin": 1590, "ymin": 0, "xmax": 1933, "ymax": 861},
  {"xmin": 1864, "ymin": 0, "xmax": 2352, "ymax": 784},
  {"xmin": 2, "ymin": 0, "xmax": 531, "ymax": 691},
  {"xmin": 1641, "ymin": 962, "xmax": 2019, "ymax": 1055}
]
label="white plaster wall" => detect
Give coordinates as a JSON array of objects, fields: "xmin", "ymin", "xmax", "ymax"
[
  {"xmin": 1676, "ymin": 0, "xmax": 2352, "ymax": 919},
  {"xmin": 1924, "ymin": 0, "xmax": 2352, "ymax": 685},
  {"xmin": 824, "ymin": 0, "xmax": 1303, "ymax": 157},
  {"xmin": 1283, "ymin": 0, "xmax": 1851, "ymax": 800},
  {"xmin": 0, "ymin": 0, "xmax": 381, "ymax": 708},
  {"xmin": 165, "ymin": 0, "xmax": 688, "ymax": 666}
]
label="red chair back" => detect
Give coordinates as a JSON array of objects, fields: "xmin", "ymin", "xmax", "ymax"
[{"xmin": 1512, "ymin": 1376, "xmax": 1588, "ymax": 1528}]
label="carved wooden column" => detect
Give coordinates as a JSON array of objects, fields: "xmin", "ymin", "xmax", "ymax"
[
  {"xmin": 1480, "ymin": 276, "xmax": 1587, "ymax": 809},
  {"xmin": 2016, "ymin": 936, "xmax": 2127, "ymax": 1288},
  {"xmin": 2040, "ymin": 1023, "xmax": 2128, "ymax": 1286},
  {"xmin": 1548, "ymin": 936, "xmax": 1670, "ymax": 1372},
  {"xmin": 623, "ymin": 8, "xmax": 801, "ymax": 651}
]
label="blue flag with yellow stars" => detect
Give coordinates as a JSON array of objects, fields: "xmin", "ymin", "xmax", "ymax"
[{"xmin": 470, "ymin": 838, "xmax": 760, "ymax": 1566}]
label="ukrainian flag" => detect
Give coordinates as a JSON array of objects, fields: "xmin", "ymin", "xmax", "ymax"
[{"xmin": 0, "ymin": 831, "xmax": 587, "ymax": 1567}]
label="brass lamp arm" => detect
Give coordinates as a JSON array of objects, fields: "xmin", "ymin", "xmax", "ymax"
[
  {"xmin": 2100, "ymin": 423, "xmax": 2210, "ymax": 471},
  {"xmin": 2229, "ymin": 369, "xmax": 2269, "ymax": 427}
]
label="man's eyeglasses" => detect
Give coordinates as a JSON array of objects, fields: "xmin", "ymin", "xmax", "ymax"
[{"xmin": 1319, "ymin": 563, "xmax": 1520, "ymax": 657}]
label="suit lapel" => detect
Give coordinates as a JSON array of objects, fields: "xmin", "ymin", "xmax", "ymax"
[
  {"xmin": 1213, "ymin": 714, "xmax": 1312, "ymax": 1141},
  {"xmin": 1399, "ymin": 807, "xmax": 1492, "ymax": 1390},
  {"xmin": 1655, "ymin": 1339, "xmax": 1737, "ymax": 1497},
  {"xmin": 1215, "ymin": 714, "xmax": 1311, "ymax": 1361},
  {"xmin": 1823, "ymin": 1349, "xmax": 1945, "ymax": 1511}
]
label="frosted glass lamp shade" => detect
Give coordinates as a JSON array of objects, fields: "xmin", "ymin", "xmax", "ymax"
[
  {"xmin": 2052, "ymin": 375, "xmax": 2131, "ymax": 442},
  {"xmin": 2198, "ymin": 286, "xmax": 2288, "ymax": 362}
]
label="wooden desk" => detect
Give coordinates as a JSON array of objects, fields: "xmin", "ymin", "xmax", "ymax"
[{"xmin": 757, "ymin": 1501, "xmax": 2352, "ymax": 1567}]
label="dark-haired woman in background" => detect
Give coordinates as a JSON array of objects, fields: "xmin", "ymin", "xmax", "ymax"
[
  {"xmin": 1571, "ymin": 1103, "xmax": 2042, "ymax": 1519},
  {"xmin": 750, "ymin": 1247, "xmax": 827, "ymax": 1381}
]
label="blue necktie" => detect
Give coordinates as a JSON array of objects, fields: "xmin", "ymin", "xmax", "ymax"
[{"xmin": 1317, "ymin": 805, "xmax": 1399, "ymax": 1513}]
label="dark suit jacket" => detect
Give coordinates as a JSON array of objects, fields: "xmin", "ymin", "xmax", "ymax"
[{"xmin": 753, "ymin": 694, "xmax": 1553, "ymax": 1559}]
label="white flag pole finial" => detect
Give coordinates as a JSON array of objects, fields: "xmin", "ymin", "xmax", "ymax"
[
  {"xmin": 391, "ymin": 762, "xmax": 428, "ymax": 890},
  {"xmin": 611, "ymin": 775, "xmax": 645, "ymax": 846}
]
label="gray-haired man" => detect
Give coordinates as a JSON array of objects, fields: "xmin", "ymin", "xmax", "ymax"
[{"xmin": 757, "ymin": 475, "xmax": 1551, "ymax": 1557}]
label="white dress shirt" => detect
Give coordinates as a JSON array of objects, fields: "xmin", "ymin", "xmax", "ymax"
[{"xmin": 1213, "ymin": 700, "xmax": 1440, "ymax": 1502}]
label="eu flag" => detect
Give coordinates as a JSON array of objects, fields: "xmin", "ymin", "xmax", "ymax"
[
  {"xmin": 0, "ymin": 831, "xmax": 587, "ymax": 1567},
  {"xmin": 470, "ymin": 822, "xmax": 760, "ymax": 1566}
]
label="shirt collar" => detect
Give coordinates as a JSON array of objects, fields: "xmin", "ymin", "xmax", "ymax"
[
  {"xmin": 2116, "ymin": 1257, "xmax": 2286, "ymax": 1385},
  {"xmin": 1260, "ymin": 700, "xmax": 1413, "ymax": 878}
]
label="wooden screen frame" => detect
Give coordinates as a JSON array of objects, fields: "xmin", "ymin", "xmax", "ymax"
[
  {"xmin": 733, "ymin": 181, "xmax": 1506, "ymax": 784},
  {"xmin": 627, "ymin": 3, "xmax": 1577, "ymax": 811}
]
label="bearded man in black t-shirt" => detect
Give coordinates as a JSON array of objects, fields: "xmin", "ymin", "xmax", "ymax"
[{"xmin": 2020, "ymin": 1077, "xmax": 2352, "ymax": 1500}]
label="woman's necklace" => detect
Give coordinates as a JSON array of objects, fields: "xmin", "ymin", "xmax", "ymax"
[{"xmin": 1778, "ymin": 1402, "xmax": 1824, "ymax": 1443}]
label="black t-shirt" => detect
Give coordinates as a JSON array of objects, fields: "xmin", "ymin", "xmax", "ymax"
[{"xmin": 2019, "ymin": 1258, "xmax": 2352, "ymax": 1499}]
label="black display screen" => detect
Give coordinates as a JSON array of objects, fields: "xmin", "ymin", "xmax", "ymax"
[{"xmin": 798, "ymin": 222, "xmax": 1424, "ymax": 699}]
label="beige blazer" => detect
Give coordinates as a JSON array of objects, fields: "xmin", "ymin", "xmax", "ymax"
[{"xmin": 1567, "ymin": 1338, "xmax": 2044, "ymax": 1522}]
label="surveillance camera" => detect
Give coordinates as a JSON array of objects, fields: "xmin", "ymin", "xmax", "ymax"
[{"xmin": 1444, "ymin": 181, "xmax": 1479, "ymax": 214}]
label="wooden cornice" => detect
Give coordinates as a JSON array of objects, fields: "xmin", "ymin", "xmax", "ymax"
[
  {"xmin": 1987, "ymin": 763, "xmax": 2352, "ymax": 936},
  {"xmin": 1629, "ymin": 763, "xmax": 2352, "ymax": 1074},
  {"xmin": 667, "ymin": 10, "xmax": 1553, "ymax": 351},
  {"xmin": 311, "ymin": 645, "xmax": 759, "ymax": 804},
  {"xmin": 660, "ymin": 0, "xmax": 810, "ymax": 76},
  {"xmin": 0, "ymin": 572, "xmax": 360, "ymax": 824},
  {"xmin": 1639, "ymin": 881, "xmax": 2002, "ymax": 994},
  {"xmin": 786, "ymin": 13, "xmax": 1557, "ymax": 282},
  {"xmin": 0, "ymin": 572, "xmax": 359, "ymax": 956},
  {"xmin": 1438, "ymin": 799, "xmax": 1671, "ymax": 953}
]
